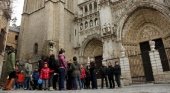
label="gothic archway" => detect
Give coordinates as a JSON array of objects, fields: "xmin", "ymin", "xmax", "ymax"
[
  {"xmin": 82, "ymin": 38, "xmax": 103, "ymax": 67},
  {"xmin": 121, "ymin": 7, "xmax": 170, "ymax": 83}
]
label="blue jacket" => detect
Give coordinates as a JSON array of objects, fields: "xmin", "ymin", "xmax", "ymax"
[{"xmin": 32, "ymin": 71, "xmax": 39, "ymax": 80}]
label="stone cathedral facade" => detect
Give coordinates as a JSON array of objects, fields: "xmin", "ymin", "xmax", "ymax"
[{"xmin": 18, "ymin": 0, "xmax": 170, "ymax": 85}]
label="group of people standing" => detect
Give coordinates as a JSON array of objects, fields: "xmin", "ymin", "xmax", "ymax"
[
  {"xmin": 100, "ymin": 62, "xmax": 121, "ymax": 89},
  {"xmin": 3, "ymin": 48, "xmax": 121, "ymax": 91}
]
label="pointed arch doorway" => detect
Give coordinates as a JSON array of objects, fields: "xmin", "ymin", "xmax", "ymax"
[
  {"xmin": 83, "ymin": 38, "xmax": 103, "ymax": 69},
  {"xmin": 121, "ymin": 7, "xmax": 170, "ymax": 83}
]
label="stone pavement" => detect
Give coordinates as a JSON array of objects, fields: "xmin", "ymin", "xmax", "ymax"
[{"xmin": 1, "ymin": 84, "xmax": 170, "ymax": 93}]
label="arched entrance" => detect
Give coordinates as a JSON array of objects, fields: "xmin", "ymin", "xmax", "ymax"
[
  {"xmin": 122, "ymin": 7, "xmax": 170, "ymax": 83},
  {"xmin": 83, "ymin": 38, "xmax": 103, "ymax": 68}
]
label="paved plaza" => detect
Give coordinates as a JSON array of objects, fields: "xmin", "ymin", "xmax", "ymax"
[{"xmin": 0, "ymin": 84, "xmax": 170, "ymax": 93}]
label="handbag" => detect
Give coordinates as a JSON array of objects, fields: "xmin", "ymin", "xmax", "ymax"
[{"xmin": 38, "ymin": 78, "xmax": 42, "ymax": 84}]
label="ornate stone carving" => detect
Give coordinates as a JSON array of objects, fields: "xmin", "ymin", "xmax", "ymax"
[
  {"xmin": 164, "ymin": 0, "xmax": 170, "ymax": 7},
  {"xmin": 102, "ymin": 23, "xmax": 117, "ymax": 38},
  {"xmin": 140, "ymin": 25, "xmax": 160, "ymax": 41},
  {"xmin": 99, "ymin": 0, "xmax": 111, "ymax": 7},
  {"xmin": 99, "ymin": 0, "xmax": 110, "ymax": 4},
  {"xmin": 102, "ymin": 23, "xmax": 112, "ymax": 36}
]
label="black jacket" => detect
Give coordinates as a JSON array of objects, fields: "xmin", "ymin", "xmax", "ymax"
[
  {"xmin": 114, "ymin": 65, "xmax": 121, "ymax": 75},
  {"xmin": 107, "ymin": 66, "xmax": 114, "ymax": 77},
  {"xmin": 100, "ymin": 66, "xmax": 108, "ymax": 76},
  {"xmin": 48, "ymin": 58, "xmax": 59, "ymax": 73}
]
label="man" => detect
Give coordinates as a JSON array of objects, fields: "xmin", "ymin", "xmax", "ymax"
[
  {"xmin": 90, "ymin": 61, "xmax": 97, "ymax": 89},
  {"xmin": 100, "ymin": 63, "xmax": 108, "ymax": 88},
  {"xmin": 107, "ymin": 62, "xmax": 115, "ymax": 88},
  {"xmin": 24, "ymin": 59, "xmax": 32, "ymax": 90},
  {"xmin": 70, "ymin": 56, "xmax": 81, "ymax": 90},
  {"xmin": 114, "ymin": 61, "xmax": 121, "ymax": 88}
]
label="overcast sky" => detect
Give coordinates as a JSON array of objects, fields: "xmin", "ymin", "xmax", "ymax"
[{"xmin": 11, "ymin": 0, "xmax": 24, "ymax": 26}]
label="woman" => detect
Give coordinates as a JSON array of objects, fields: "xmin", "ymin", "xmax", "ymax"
[{"xmin": 58, "ymin": 49, "xmax": 67, "ymax": 90}]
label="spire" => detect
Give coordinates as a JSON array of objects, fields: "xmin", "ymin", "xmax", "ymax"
[{"xmin": 11, "ymin": 17, "xmax": 17, "ymax": 27}]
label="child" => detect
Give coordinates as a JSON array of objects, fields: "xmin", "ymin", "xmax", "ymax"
[
  {"xmin": 16, "ymin": 70, "xmax": 25, "ymax": 89},
  {"xmin": 80, "ymin": 65, "xmax": 86, "ymax": 89},
  {"xmin": 32, "ymin": 68, "xmax": 39, "ymax": 90},
  {"xmin": 40, "ymin": 62, "xmax": 53, "ymax": 90}
]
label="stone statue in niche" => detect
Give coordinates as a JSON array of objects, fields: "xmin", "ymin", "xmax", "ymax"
[
  {"xmin": 149, "ymin": 40, "xmax": 155, "ymax": 51},
  {"xmin": 107, "ymin": 23, "xmax": 111, "ymax": 32},
  {"xmin": 112, "ymin": 24, "xmax": 117, "ymax": 37},
  {"xmin": 120, "ymin": 44, "xmax": 126, "ymax": 57}
]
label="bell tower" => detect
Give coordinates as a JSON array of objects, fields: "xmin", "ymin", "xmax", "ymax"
[{"xmin": 23, "ymin": 0, "xmax": 45, "ymax": 14}]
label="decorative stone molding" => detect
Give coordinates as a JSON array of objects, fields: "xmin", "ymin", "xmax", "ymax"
[
  {"xmin": 80, "ymin": 26, "xmax": 101, "ymax": 36},
  {"xmin": 164, "ymin": 0, "xmax": 170, "ymax": 7},
  {"xmin": 99, "ymin": 0, "xmax": 111, "ymax": 7},
  {"xmin": 101, "ymin": 23, "xmax": 117, "ymax": 39},
  {"xmin": 116, "ymin": 0, "xmax": 170, "ymax": 41}
]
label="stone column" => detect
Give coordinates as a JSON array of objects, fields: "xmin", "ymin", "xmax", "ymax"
[
  {"xmin": 92, "ymin": 2, "xmax": 94, "ymax": 13},
  {"xmin": 45, "ymin": 0, "xmax": 65, "ymax": 49},
  {"xmin": 149, "ymin": 50, "xmax": 164, "ymax": 82},
  {"xmin": 149, "ymin": 40, "xmax": 164, "ymax": 82},
  {"xmin": 87, "ymin": 4, "xmax": 89, "ymax": 15},
  {"xmin": 102, "ymin": 38, "xmax": 114, "ymax": 64},
  {"xmin": 83, "ymin": 6, "xmax": 85, "ymax": 16},
  {"xmin": 45, "ymin": 1, "xmax": 55, "ymax": 41},
  {"xmin": 119, "ymin": 45, "xmax": 132, "ymax": 86}
]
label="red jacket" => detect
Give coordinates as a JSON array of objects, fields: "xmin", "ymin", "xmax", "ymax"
[
  {"xmin": 80, "ymin": 68, "xmax": 86, "ymax": 79},
  {"xmin": 40, "ymin": 67, "xmax": 52, "ymax": 79},
  {"xmin": 17, "ymin": 73, "xmax": 25, "ymax": 83}
]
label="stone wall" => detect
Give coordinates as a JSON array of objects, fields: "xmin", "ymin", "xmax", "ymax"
[
  {"xmin": 6, "ymin": 30, "xmax": 19, "ymax": 49},
  {"xmin": 18, "ymin": 7, "xmax": 47, "ymax": 60}
]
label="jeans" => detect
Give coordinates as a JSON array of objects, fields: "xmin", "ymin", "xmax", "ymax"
[
  {"xmin": 81, "ymin": 78, "xmax": 85, "ymax": 89},
  {"xmin": 58, "ymin": 68, "xmax": 65, "ymax": 90},
  {"xmin": 15, "ymin": 82, "xmax": 24, "ymax": 89},
  {"xmin": 72, "ymin": 75, "xmax": 82, "ymax": 90},
  {"xmin": 24, "ymin": 77, "xmax": 30, "ymax": 90},
  {"xmin": 33, "ymin": 80, "xmax": 38, "ymax": 90},
  {"xmin": 42, "ymin": 79, "xmax": 49, "ymax": 90}
]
